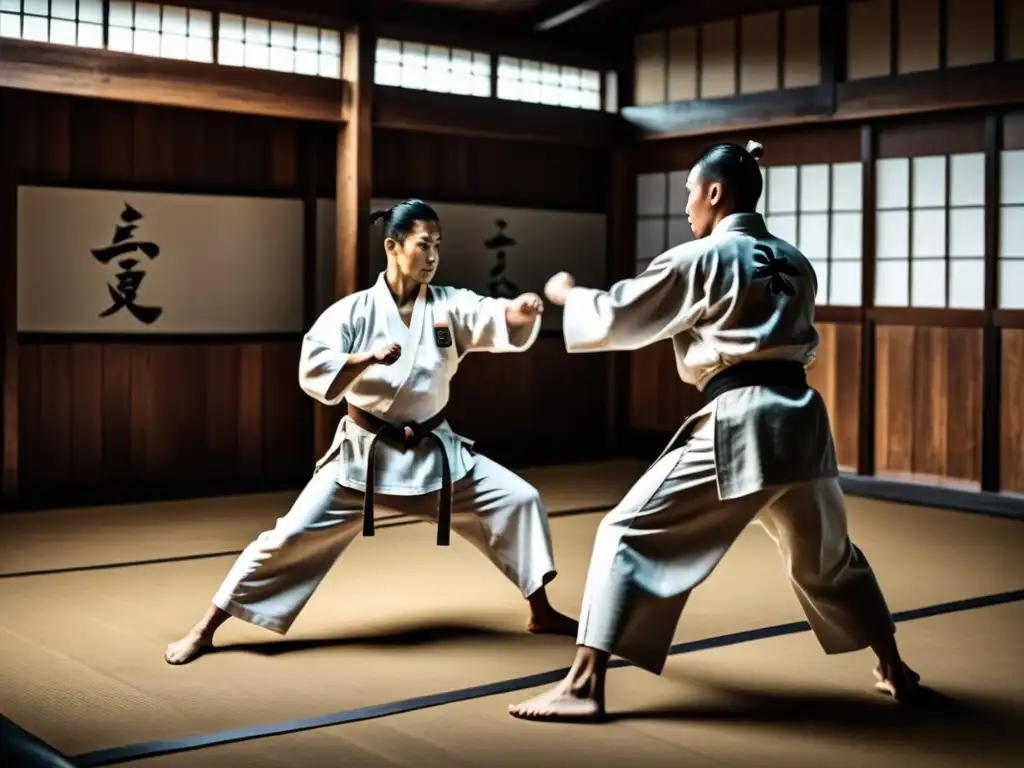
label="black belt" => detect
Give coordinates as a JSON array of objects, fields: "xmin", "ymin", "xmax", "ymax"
[
  {"xmin": 346, "ymin": 404, "xmax": 452, "ymax": 546},
  {"xmin": 701, "ymin": 360, "xmax": 808, "ymax": 404}
]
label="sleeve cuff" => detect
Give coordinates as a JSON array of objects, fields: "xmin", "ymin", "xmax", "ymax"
[
  {"xmin": 561, "ymin": 287, "xmax": 606, "ymax": 352},
  {"xmin": 494, "ymin": 298, "xmax": 542, "ymax": 352}
]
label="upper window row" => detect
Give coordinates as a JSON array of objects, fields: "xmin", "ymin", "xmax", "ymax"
[
  {"xmin": 0, "ymin": 1, "xmax": 342, "ymax": 78},
  {"xmin": 373, "ymin": 38, "xmax": 607, "ymax": 111}
]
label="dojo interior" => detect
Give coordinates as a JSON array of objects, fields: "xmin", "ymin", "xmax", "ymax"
[{"xmin": 1, "ymin": 1, "xmax": 1023, "ymax": 766}]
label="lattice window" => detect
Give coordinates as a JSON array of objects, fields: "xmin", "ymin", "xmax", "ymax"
[
  {"xmin": 0, "ymin": 0, "xmax": 104, "ymax": 48},
  {"xmin": 218, "ymin": 13, "xmax": 341, "ymax": 78},
  {"xmin": 875, "ymin": 154, "xmax": 986, "ymax": 309},
  {"xmin": 764, "ymin": 162, "xmax": 865, "ymax": 306},
  {"xmin": 634, "ymin": 170, "xmax": 695, "ymax": 276},
  {"xmin": 374, "ymin": 38, "xmax": 491, "ymax": 97},
  {"xmin": 999, "ymin": 149, "xmax": 1024, "ymax": 308},
  {"xmin": 106, "ymin": 2, "xmax": 212, "ymax": 62},
  {"xmin": 635, "ymin": 163, "xmax": 866, "ymax": 306},
  {"xmin": 497, "ymin": 56, "xmax": 601, "ymax": 110}
]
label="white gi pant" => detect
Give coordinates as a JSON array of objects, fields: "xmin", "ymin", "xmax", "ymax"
[
  {"xmin": 212, "ymin": 454, "xmax": 557, "ymax": 634},
  {"xmin": 577, "ymin": 416, "xmax": 896, "ymax": 674}
]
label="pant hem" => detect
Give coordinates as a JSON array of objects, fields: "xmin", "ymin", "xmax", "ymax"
[
  {"xmin": 576, "ymin": 632, "xmax": 667, "ymax": 676},
  {"xmin": 522, "ymin": 569, "xmax": 557, "ymax": 599},
  {"xmin": 214, "ymin": 596, "xmax": 292, "ymax": 635}
]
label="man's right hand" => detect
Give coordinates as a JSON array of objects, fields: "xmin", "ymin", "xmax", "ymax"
[{"xmin": 372, "ymin": 342, "xmax": 402, "ymax": 365}]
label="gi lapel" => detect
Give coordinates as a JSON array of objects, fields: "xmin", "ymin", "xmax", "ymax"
[{"xmin": 377, "ymin": 279, "xmax": 427, "ymax": 415}]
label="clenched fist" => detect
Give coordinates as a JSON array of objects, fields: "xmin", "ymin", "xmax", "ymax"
[
  {"xmin": 544, "ymin": 272, "xmax": 576, "ymax": 306},
  {"xmin": 506, "ymin": 292, "xmax": 544, "ymax": 326},
  {"xmin": 372, "ymin": 342, "xmax": 402, "ymax": 365}
]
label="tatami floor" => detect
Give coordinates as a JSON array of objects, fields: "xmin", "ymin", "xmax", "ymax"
[{"xmin": 1, "ymin": 460, "xmax": 1022, "ymax": 767}]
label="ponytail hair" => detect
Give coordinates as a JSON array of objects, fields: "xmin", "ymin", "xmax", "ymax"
[{"xmin": 368, "ymin": 198, "xmax": 440, "ymax": 241}]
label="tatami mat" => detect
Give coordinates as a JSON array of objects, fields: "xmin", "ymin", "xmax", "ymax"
[
  {"xmin": 1, "ymin": 472, "xmax": 1022, "ymax": 762},
  {"xmin": 0, "ymin": 460, "xmax": 647, "ymax": 575},
  {"xmin": 128, "ymin": 603, "xmax": 1023, "ymax": 768}
]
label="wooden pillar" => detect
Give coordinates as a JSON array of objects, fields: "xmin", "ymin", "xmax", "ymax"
[
  {"xmin": 857, "ymin": 122, "xmax": 877, "ymax": 477},
  {"xmin": 981, "ymin": 112, "xmax": 1002, "ymax": 492},
  {"xmin": 314, "ymin": 23, "xmax": 374, "ymax": 460},
  {"xmin": 607, "ymin": 40, "xmax": 636, "ymax": 456},
  {"xmin": 1, "ymin": 92, "xmax": 17, "ymax": 506}
]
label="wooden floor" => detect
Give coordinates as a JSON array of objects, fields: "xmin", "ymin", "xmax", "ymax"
[{"xmin": 1, "ymin": 460, "xmax": 1022, "ymax": 767}]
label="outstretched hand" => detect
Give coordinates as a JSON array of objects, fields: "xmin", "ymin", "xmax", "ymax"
[
  {"xmin": 506, "ymin": 293, "xmax": 545, "ymax": 326},
  {"xmin": 544, "ymin": 272, "xmax": 576, "ymax": 306}
]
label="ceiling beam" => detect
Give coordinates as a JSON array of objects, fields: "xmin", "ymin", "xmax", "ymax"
[
  {"xmin": 0, "ymin": 38, "xmax": 346, "ymax": 122},
  {"xmin": 533, "ymin": 0, "xmax": 617, "ymax": 31}
]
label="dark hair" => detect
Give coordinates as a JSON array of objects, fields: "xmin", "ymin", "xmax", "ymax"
[
  {"xmin": 692, "ymin": 140, "xmax": 765, "ymax": 213},
  {"xmin": 368, "ymin": 198, "xmax": 440, "ymax": 242}
]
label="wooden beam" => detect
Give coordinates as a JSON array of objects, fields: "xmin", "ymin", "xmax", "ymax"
[
  {"xmin": 0, "ymin": 38, "xmax": 347, "ymax": 123},
  {"xmin": 315, "ymin": 23, "xmax": 374, "ymax": 459},
  {"xmin": 835, "ymin": 61, "xmax": 1024, "ymax": 120},
  {"xmin": 621, "ymin": 85, "xmax": 834, "ymax": 139},
  {"xmin": 626, "ymin": 60, "xmax": 1024, "ymax": 141},
  {"xmin": 373, "ymin": 86, "xmax": 624, "ymax": 147},
  {"xmin": 0, "ymin": 94, "xmax": 16, "ymax": 505},
  {"xmin": 534, "ymin": 0, "xmax": 617, "ymax": 31}
]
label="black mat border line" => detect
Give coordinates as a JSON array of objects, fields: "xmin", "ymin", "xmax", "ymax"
[
  {"xmin": 0, "ymin": 504, "xmax": 612, "ymax": 580},
  {"xmin": 39, "ymin": 587, "xmax": 1020, "ymax": 767}
]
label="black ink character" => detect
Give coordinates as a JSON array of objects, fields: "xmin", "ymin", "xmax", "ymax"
[
  {"xmin": 92, "ymin": 203, "xmax": 163, "ymax": 325},
  {"xmin": 484, "ymin": 219, "xmax": 519, "ymax": 299},
  {"xmin": 753, "ymin": 244, "xmax": 799, "ymax": 296}
]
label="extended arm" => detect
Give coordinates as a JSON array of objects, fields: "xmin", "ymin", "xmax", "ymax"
[
  {"xmin": 561, "ymin": 251, "xmax": 705, "ymax": 353},
  {"xmin": 448, "ymin": 288, "xmax": 543, "ymax": 355}
]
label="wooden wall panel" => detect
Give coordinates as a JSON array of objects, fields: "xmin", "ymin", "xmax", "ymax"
[
  {"xmin": 877, "ymin": 112, "xmax": 986, "ymax": 156},
  {"xmin": 2, "ymin": 88, "xmax": 316, "ymax": 505},
  {"xmin": 635, "ymin": 31, "xmax": 667, "ymax": 106},
  {"xmin": 701, "ymin": 19, "xmax": 738, "ymax": 100},
  {"xmin": 667, "ymin": 27, "xmax": 699, "ymax": 102},
  {"xmin": 805, "ymin": 322, "xmax": 862, "ymax": 471},
  {"xmin": 875, "ymin": 325, "xmax": 983, "ymax": 488},
  {"xmin": 449, "ymin": 338, "xmax": 610, "ymax": 465},
  {"xmin": 4, "ymin": 86, "xmax": 615, "ymax": 506},
  {"xmin": 783, "ymin": 4, "xmax": 821, "ymax": 88},
  {"xmin": 635, "ymin": 121, "xmax": 863, "ymax": 173},
  {"xmin": 847, "ymin": 0, "xmax": 893, "ymax": 81},
  {"xmin": 897, "ymin": 0, "xmax": 941, "ymax": 75},
  {"xmin": 372, "ymin": 129, "xmax": 609, "ymax": 212},
  {"xmin": 946, "ymin": 0, "xmax": 996, "ymax": 68},
  {"xmin": 629, "ymin": 341, "xmax": 703, "ymax": 432},
  {"xmin": 17, "ymin": 341, "xmax": 311, "ymax": 503},
  {"xmin": 1006, "ymin": 0, "xmax": 1024, "ymax": 61},
  {"xmin": 1001, "ymin": 329, "xmax": 1024, "ymax": 494},
  {"xmin": 741, "ymin": 13, "xmax": 780, "ymax": 95}
]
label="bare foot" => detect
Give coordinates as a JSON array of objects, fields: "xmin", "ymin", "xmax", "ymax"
[
  {"xmin": 527, "ymin": 610, "xmax": 579, "ymax": 637},
  {"xmin": 873, "ymin": 662, "xmax": 921, "ymax": 702},
  {"xmin": 164, "ymin": 631, "xmax": 212, "ymax": 665},
  {"xmin": 509, "ymin": 684, "xmax": 605, "ymax": 722}
]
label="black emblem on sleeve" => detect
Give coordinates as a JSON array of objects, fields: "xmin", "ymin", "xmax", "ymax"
[{"xmin": 753, "ymin": 244, "xmax": 800, "ymax": 296}]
